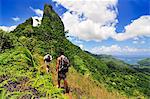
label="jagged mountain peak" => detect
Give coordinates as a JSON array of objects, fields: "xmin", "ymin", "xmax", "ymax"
[
  {"xmin": 41, "ymin": 4, "xmax": 64, "ymax": 30},
  {"xmin": 12, "ymin": 4, "xmax": 65, "ymax": 38},
  {"xmin": 43, "ymin": 4, "xmax": 53, "ymax": 17}
]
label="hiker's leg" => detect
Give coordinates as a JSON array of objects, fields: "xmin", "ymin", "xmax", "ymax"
[
  {"xmin": 46, "ymin": 65, "xmax": 49, "ymax": 73},
  {"xmin": 64, "ymin": 79, "xmax": 69, "ymax": 93},
  {"xmin": 58, "ymin": 79, "xmax": 61, "ymax": 88},
  {"xmin": 45, "ymin": 61, "xmax": 50, "ymax": 73},
  {"xmin": 58, "ymin": 73, "xmax": 61, "ymax": 88},
  {"xmin": 64, "ymin": 79, "xmax": 68, "ymax": 88}
]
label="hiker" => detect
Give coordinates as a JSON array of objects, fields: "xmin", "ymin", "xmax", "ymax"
[
  {"xmin": 44, "ymin": 54, "xmax": 52, "ymax": 73},
  {"xmin": 56, "ymin": 51, "xmax": 70, "ymax": 90}
]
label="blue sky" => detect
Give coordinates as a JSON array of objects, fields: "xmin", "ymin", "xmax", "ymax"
[
  {"xmin": 0, "ymin": 0, "xmax": 150, "ymax": 56},
  {"xmin": 116, "ymin": 0, "xmax": 149, "ymax": 32}
]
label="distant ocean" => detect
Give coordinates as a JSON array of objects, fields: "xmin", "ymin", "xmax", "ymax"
[{"xmin": 114, "ymin": 55, "xmax": 150, "ymax": 65}]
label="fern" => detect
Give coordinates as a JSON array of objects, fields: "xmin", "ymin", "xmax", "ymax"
[
  {"xmin": 0, "ymin": 88, "xmax": 7, "ymax": 99},
  {"xmin": 23, "ymin": 47, "xmax": 36, "ymax": 67}
]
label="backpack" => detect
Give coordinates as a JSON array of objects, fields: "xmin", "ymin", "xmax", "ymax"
[
  {"xmin": 59, "ymin": 56, "xmax": 70, "ymax": 73},
  {"xmin": 45, "ymin": 56, "xmax": 50, "ymax": 62},
  {"xmin": 44, "ymin": 54, "xmax": 52, "ymax": 62}
]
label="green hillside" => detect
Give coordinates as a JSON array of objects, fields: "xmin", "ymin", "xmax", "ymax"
[
  {"xmin": 138, "ymin": 58, "xmax": 150, "ymax": 67},
  {"xmin": 131, "ymin": 58, "xmax": 150, "ymax": 75},
  {"xmin": 86, "ymin": 52, "xmax": 129, "ymax": 67},
  {"xmin": 0, "ymin": 4, "xmax": 149, "ymax": 99}
]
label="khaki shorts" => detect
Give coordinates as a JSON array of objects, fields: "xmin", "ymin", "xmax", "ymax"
[{"xmin": 45, "ymin": 61, "xmax": 50, "ymax": 65}]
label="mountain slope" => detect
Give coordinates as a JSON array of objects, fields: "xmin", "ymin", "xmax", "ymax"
[
  {"xmin": 0, "ymin": 4, "xmax": 149, "ymax": 99},
  {"xmin": 35, "ymin": 53, "xmax": 125, "ymax": 99}
]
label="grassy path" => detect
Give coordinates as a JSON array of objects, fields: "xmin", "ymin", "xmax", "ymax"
[{"xmin": 38, "ymin": 55, "xmax": 126, "ymax": 99}]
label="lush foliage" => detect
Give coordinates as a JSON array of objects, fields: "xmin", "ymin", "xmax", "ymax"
[
  {"xmin": 138, "ymin": 58, "xmax": 150, "ymax": 67},
  {"xmin": 89, "ymin": 53, "xmax": 150, "ymax": 97},
  {"xmin": 0, "ymin": 4, "xmax": 149, "ymax": 99},
  {"xmin": 0, "ymin": 30, "xmax": 14, "ymax": 52}
]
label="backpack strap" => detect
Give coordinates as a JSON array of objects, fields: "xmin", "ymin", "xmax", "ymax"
[{"xmin": 59, "ymin": 56, "xmax": 63, "ymax": 71}]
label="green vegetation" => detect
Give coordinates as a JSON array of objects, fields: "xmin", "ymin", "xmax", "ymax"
[
  {"xmin": 83, "ymin": 52, "xmax": 150, "ymax": 98},
  {"xmin": 131, "ymin": 58, "xmax": 150, "ymax": 75},
  {"xmin": 138, "ymin": 58, "xmax": 150, "ymax": 67},
  {"xmin": 0, "ymin": 4, "xmax": 149, "ymax": 99},
  {"xmin": 0, "ymin": 30, "xmax": 14, "ymax": 52}
]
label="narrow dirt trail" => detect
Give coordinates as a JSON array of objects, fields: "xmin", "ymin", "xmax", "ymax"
[{"xmin": 38, "ymin": 55, "xmax": 126, "ymax": 99}]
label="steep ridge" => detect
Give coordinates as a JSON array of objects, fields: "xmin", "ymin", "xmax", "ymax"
[
  {"xmin": 38, "ymin": 57, "xmax": 125, "ymax": 99},
  {"xmin": 0, "ymin": 4, "xmax": 149, "ymax": 99}
]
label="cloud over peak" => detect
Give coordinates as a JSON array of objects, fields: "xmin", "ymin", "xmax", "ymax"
[
  {"xmin": 53, "ymin": 0, "xmax": 150, "ymax": 42},
  {"xmin": 53, "ymin": 0, "xmax": 118, "ymax": 41},
  {"xmin": 29, "ymin": 7, "xmax": 43, "ymax": 17},
  {"xmin": 29, "ymin": 7, "xmax": 43, "ymax": 27}
]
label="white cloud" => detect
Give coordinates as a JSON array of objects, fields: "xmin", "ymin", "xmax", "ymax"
[
  {"xmin": 32, "ymin": 16, "xmax": 42, "ymax": 27},
  {"xmin": 133, "ymin": 40, "xmax": 145, "ymax": 44},
  {"xmin": 12, "ymin": 17, "xmax": 20, "ymax": 22},
  {"xmin": 0, "ymin": 7, "xmax": 43, "ymax": 32},
  {"xmin": 75, "ymin": 39, "xmax": 83, "ymax": 44},
  {"xmin": 67, "ymin": 36, "xmax": 74, "ymax": 41},
  {"xmin": 114, "ymin": 16, "xmax": 150, "ymax": 41},
  {"xmin": 133, "ymin": 37, "xmax": 139, "ymax": 40},
  {"xmin": 30, "ymin": 7, "xmax": 43, "ymax": 17},
  {"xmin": 0, "ymin": 26, "xmax": 17, "ymax": 32},
  {"xmin": 53, "ymin": 0, "xmax": 118, "ymax": 41},
  {"xmin": 133, "ymin": 41, "xmax": 138, "ymax": 44},
  {"xmin": 53, "ymin": 0, "xmax": 150, "ymax": 41},
  {"xmin": 30, "ymin": 7, "xmax": 43, "ymax": 27},
  {"xmin": 141, "ymin": 41, "xmax": 145, "ymax": 44},
  {"xmin": 90, "ymin": 45, "xmax": 150, "ymax": 55},
  {"xmin": 79, "ymin": 44, "xmax": 84, "ymax": 50}
]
